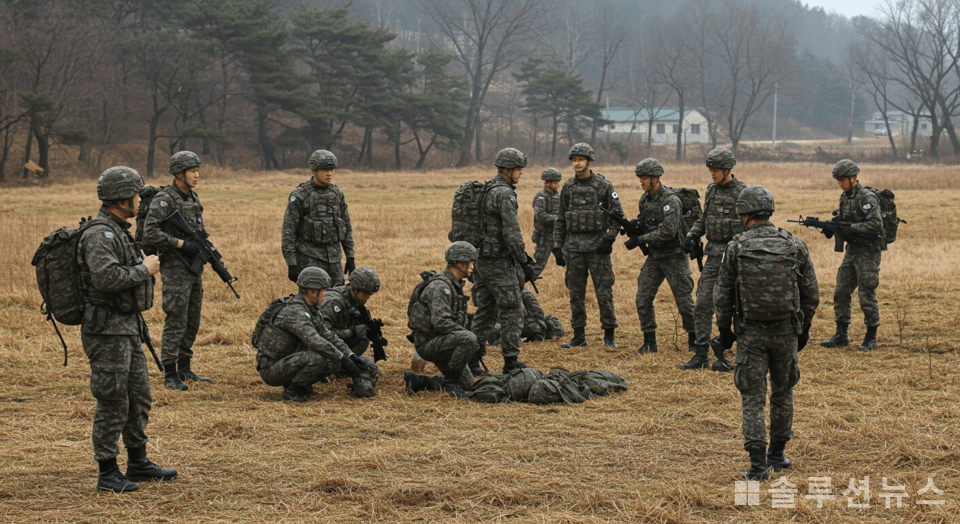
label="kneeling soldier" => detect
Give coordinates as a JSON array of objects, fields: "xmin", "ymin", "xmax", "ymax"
[{"xmin": 319, "ymin": 266, "xmax": 380, "ymax": 357}]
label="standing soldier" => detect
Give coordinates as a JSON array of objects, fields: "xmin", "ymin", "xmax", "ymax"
[
  {"xmin": 282, "ymin": 150, "xmax": 355, "ymax": 287},
  {"xmin": 821, "ymin": 160, "xmax": 885, "ymax": 351},
  {"xmin": 81, "ymin": 167, "xmax": 177, "ymax": 493},
  {"xmin": 682, "ymin": 148, "xmax": 747, "ymax": 371},
  {"xmin": 532, "ymin": 167, "xmax": 562, "ymax": 276},
  {"xmin": 553, "ymin": 143, "xmax": 622, "ymax": 349},
  {"xmin": 715, "ymin": 186, "xmax": 818, "ymax": 480},
  {"xmin": 471, "ymin": 148, "xmax": 535, "ymax": 374},
  {"xmin": 143, "ymin": 151, "xmax": 212, "ymax": 391},
  {"xmin": 319, "ymin": 266, "xmax": 381, "ymax": 357},
  {"xmin": 631, "ymin": 159, "xmax": 696, "ymax": 355}
]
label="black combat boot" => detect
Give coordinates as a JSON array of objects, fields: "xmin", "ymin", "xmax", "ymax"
[
  {"xmin": 820, "ymin": 321, "xmax": 850, "ymax": 348},
  {"xmin": 404, "ymin": 371, "xmax": 435, "ymax": 394},
  {"xmin": 97, "ymin": 457, "xmax": 139, "ymax": 493},
  {"xmin": 858, "ymin": 326, "xmax": 878, "ymax": 351},
  {"xmin": 280, "ymin": 384, "xmax": 308, "ymax": 402},
  {"xmin": 125, "ymin": 445, "xmax": 178, "ymax": 482},
  {"xmin": 561, "ymin": 327, "xmax": 587, "ymax": 348},
  {"xmin": 687, "ymin": 332, "xmax": 696, "ymax": 350},
  {"xmin": 178, "ymin": 358, "xmax": 212, "ymax": 383},
  {"xmin": 634, "ymin": 331, "xmax": 658, "ymax": 355},
  {"xmin": 680, "ymin": 345, "xmax": 709, "ymax": 370},
  {"xmin": 503, "ymin": 356, "xmax": 519, "ymax": 374},
  {"xmin": 164, "ymin": 365, "xmax": 188, "ymax": 391},
  {"xmin": 603, "ymin": 328, "xmax": 618, "ymax": 348},
  {"xmin": 467, "ymin": 353, "xmax": 487, "ymax": 377},
  {"xmin": 767, "ymin": 441, "xmax": 791, "ymax": 472},
  {"xmin": 442, "ymin": 377, "xmax": 469, "ymax": 399},
  {"xmin": 709, "ymin": 337, "xmax": 734, "ymax": 372},
  {"xmin": 744, "ymin": 449, "xmax": 770, "ymax": 481}
]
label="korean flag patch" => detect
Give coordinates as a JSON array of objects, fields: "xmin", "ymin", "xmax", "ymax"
[
  {"xmin": 290, "ymin": 196, "xmax": 296, "ymax": 202},
  {"xmin": 611, "ymin": 191, "xmax": 619, "ymax": 199},
  {"xmin": 104, "ymin": 231, "xmax": 114, "ymax": 239},
  {"xmin": 663, "ymin": 204, "xmax": 671, "ymax": 212},
  {"xmin": 333, "ymin": 305, "xmax": 341, "ymax": 313},
  {"xmin": 443, "ymin": 288, "xmax": 451, "ymax": 295},
  {"xmin": 862, "ymin": 203, "xmax": 873, "ymax": 211},
  {"xmin": 304, "ymin": 312, "xmax": 311, "ymax": 318}
]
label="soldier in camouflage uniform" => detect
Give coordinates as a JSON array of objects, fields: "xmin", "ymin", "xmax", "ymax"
[
  {"xmin": 631, "ymin": 159, "xmax": 696, "ymax": 356},
  {"xmin": 470, "ymin": 287, "xmax": 565, "ymax": 343},
  {"xmin": 471, "ymin": 148, "xmax": 536, "ymax": 374},
  {"xmin": 282, "ymin": 150, "xmax": 355, "ymax": 288},
  {"xmin": 81, "ymin": 167, "xmax": 177, "ymax": 493},
  {"xmin": 143, "ymin": 151, "xmax": 212, "ymax": 391},
  {"xmin": 553, "ymin": 143, "xmax": 622, "ymax": 349},
  {"xmin": 254, "ymin": 267, "xmax": 365, "ymax": 403},
  {"xmin": 319, "ymin": 266, "xmax": 381, "ymax": 357},
  {"xmin": 820, "ymin": 159, "xmax": 885, "ymax": 351},
  {"xmin": 532, "ymin": 168, "xmax": 562, "ymax": 276},
  {"xmin": 405, "ymin": 242, "xmax": 482, "ymax": 398},
  {"xmin": 714, "ymin": 186, "xmax": 819, "ymax": 480},
  {"xmin": 682, "ymin": 148, "xmax": 747, "ymax": 371}
]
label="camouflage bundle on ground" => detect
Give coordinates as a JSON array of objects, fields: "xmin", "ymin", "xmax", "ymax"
[{"xmin": 469, "ymin": 367, "xmax": 627, "ymax": 404}]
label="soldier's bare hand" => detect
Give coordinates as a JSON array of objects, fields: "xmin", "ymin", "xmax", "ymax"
[{"xmin": 142, "ymin": 252, "xmax": 161, "ymax": 275}]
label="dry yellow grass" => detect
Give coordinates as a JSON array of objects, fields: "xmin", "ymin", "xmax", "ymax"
[{"xmin": 1, "ymin": 161, "xmax": 958, "ymax": 523}]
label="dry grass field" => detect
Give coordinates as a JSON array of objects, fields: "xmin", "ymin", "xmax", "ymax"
[{"xmin": 1, "ymin": 161, "xmax": 959, "ymax": 523}]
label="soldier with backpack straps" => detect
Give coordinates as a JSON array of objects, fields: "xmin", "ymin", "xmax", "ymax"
[{"xmin": 714, "ymin": 185, "xmax": 819, "ymax": 481}]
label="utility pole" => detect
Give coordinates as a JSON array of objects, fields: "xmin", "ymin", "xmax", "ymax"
[{"xmin": 772, "ymin": 82, "xmax": 778, "ymax": 152}]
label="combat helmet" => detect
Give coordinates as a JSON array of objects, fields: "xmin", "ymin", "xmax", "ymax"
[
  {"xmin": 169, "ymin": 151, "xmax": 201, "ymax": 175},
  {"xmin": 541, "ymin": 168, "xmax": 562, "ymax": 181},
  {"xmin": 309, "ymin": 150, "xmax": 338, "ymax": 170},
  {"xmin": 494, "ymin": 148, "xmax": 528, "ymax": 169},
  {"xmin": 635, "ymin": 158, "xmax": 664, "ymax": 178},
  {"xmin": 97, "ymin": 166, "xmax": 144, "ymax": 201},
  {"xmin": 349, "ymin": 266, "xmax": 380, "ymax": 294},
  {"xmin": 446, "ymin": 241, "xmax": 479, "ymax": 264},
  {"xmin": 297, "ymin": 267, "xmax": 332, "ymax": 290},
  {"xmin": 705, "ymin": 148, "xmax": 736, "ymax": 170},
  {"xmin": 736, "ymin": 185, "xmax": 776, "ymax": 216},
  {"xmin": 832, "ymin": 159, "xmax": 860, "ymax": 179},
  {"xmin": 568, "ymin": 143, "xmax": 596, "ymax": 161}
]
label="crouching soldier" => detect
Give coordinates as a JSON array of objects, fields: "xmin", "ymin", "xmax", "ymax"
[
  {"xmin": 252, "ymin": 267, "xmax": 370, "ymax": 402},
  {"xmin": 319, "ymin": 266, "xmax": 381, "ymax": 357},
  {"xmin": 404, "ymin": 242, "xmax": 481, "ymax": 399}
]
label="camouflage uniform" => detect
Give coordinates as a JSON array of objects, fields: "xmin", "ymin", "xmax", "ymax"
[
  {"xmin": 78, "ymin": 209, "xmax": 155, "ymax": 461},
  {"xmin": 634, "ymin": 185, "xmax": 695, "ymax": 335},
  {"xmin": 319, "ymin": 285, "xmax": 369, "ymax": 356},
  {"xmin": 833, "ymin": 182, "xmax": 884, "ymax": 327},
  {"xmin": 554, "ymin": 171, "xmax": 622, "ymax": 330},
  {"xmin": 281, "ymin": 179, "xmax": 354, "ymax": 287},
  {"xmin": 532, "ymin": 187, "xmax": 561, "ymax": 276}
]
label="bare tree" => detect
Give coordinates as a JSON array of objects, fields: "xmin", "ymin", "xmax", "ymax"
[
  {"xmin": 682, "ymin": 0, "xmax": 722, "ymax": 148},
  {"xmin": 850, "ymin": 41, "xmax": 900, "ymax": 157},
  {"xmin": 587, "ymin": 2, "xmax": 628, "ymax": 143},
  {"xmin": 838, "ymin": 51, "xmax": 866, "ymax": 144},
  {"xmin": 651, "ymin": 15, "xmax": 695, "ymax": 161}
]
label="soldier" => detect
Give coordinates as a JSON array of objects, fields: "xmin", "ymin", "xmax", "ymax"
[
  {"xmin": 405, "ymin": 242, "xmax": 482, "ymax": 398},
  {"xmin": 682, "ymin": 148, "xmax": 747, "ymax": 371},
  {"xmin": 282, "ymin": 150, "xmax": 355, "ymax": 288},
  {"xmin": 714, "ymin": 186, "xmax": 819, "ymax": 480},
  {"xmin": 470, "ymin": 148, "xmax": 535, "ymax": 374},
  {"xmin": 468, "ymin": 287, "xmax": 565, "ymax": 344},
  {"xmin": 532, "ymin": 167, "xmax": 562, "ymax": 276},
  {"xmin": 319, "ymin": 266, "xmax": 381, "ymax": 357},
  {"xmin": 820, "ymin": 159, "xmax": 885, "ymax": 351},
  {"xmin": 253, "ymin": 267, "xmax": 365, "ymax": 403},
  {"xmin": 631, "ymin": 159, "xmax": 696, "ymax": 355},
  {"xmin": 80, "ymin": 167, "xmax": 177, "ymax": 493},
  {"xmin": 143, "ymin": 151, "xmax": 212, "ymax": 390},
  {"xmin": 553, "ymin": 143, "xmax": 622, "ymax": 349}
]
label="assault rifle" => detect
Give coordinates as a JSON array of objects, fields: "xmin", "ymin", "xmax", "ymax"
[
  {"xmin": 523, "ymin": 253, "xmax": 541, "ymax": 294},
  {"xmin": 164, "ymin": 210, "xmax": 240, "ymax": 299},
  {"xmin": 787, "ymin": 213, "xmax": 877, "ymax": 253},
  {"xmin": 684, "ymin": 238, "xmax": 704, "ymax": 272},
  {"xmin": 357, "ymin": 304, "xmax": 389, "ymax": 362},
  {"xmin": 138, "ymin": 313, "xmax": 164, "ymax": 371},
  {"xmin": 598, "ymin": 202, "xmax": 649, "ymax": 255}
]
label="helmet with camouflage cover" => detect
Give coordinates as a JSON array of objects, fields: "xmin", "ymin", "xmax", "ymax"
[
  {"xmin": 349, "ymin": 266, "xmax": 380, "ymax": 294},
  {"xmin": 445, "ymin": 241, "xmax": 478, "ymax": 264},
  {"xmin": 568, "ymin": 143, "xmax": 596, "ymax": 161},
  {"xmin": 97, "ymin": 166, "xmax": 144, "ymax": 201},
  {"xmin": 494, "ymin": 148, "xmax": 528, "ymax": 169},
  {"xmin": 635, "ymin": 158, "xmax": 664, "ymax": 178},
  {"xmin": 541, "ymin": 167, "xmax": 562, "ymax": 181},
  {"xmin": 297, "ymin": 267, "xmax": 332, "ymax": 290},
  {"xmin": 309, "ymin": 149, "xmax": 338, "ymax": 170},
  {"xmin": 169, "ymin": 151, "xmax": 201, "ymax": 175},
  {"xmin": 736, "ymin": 185, "xmax": 775, "ymax": 216},
  {"xmin": 705, "ymin": 148, "xmax": 736, "ymax": 170},
  {"xmin": 832, "ymin": 159, "xmax": 860, "ymax": 179}
]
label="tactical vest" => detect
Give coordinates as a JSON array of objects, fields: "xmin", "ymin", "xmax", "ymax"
[
  {"xmin": 533, "ymin": 190, "xmax": 560, "ymax": 238},
  {"xmin": 407, "ymin": 271, "xmax": 467, "ymax": 336},
  {"xmin": 734, "ymin": 228, "xmax": 800, "ymax": 322},
  {"xmin": 839, "ymin": 185, "xmax": 884, "ymax": 250},
  {"xmin": 255, "ymin": 296, "xmax": 309, "ymax": 360},
  {"xmin": 638, "ymin": 186, "xmax": 683, "ymax": 249},
  {"xmin": 479, "ymin": 182, "xmax": 515, "ymax": 257},
  {"xmin": 298, "ymin": 182, "xmax": 347, "ymax": 246},
  {"xmin": 563, "ymin": 175, "xmax": 607, "ymax": 234},
  {"xmin": 704, "ymin": 180, "xmax": 746, "ymax": 244},
  {"xmin": 158, "ymin": 185, "xmax": 204, "ymax": 265},
  {"xmin": 79, "ymin": 219, "xmax": 154, "ymax": 314}
]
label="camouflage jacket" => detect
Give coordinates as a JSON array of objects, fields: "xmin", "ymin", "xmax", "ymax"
[
  {"xmin": 319, "ymin": 284, "xmax": 363, "ymax": 340},
  {"xmin": 839, "ymin": 182, "xmax": 884, "ymax": 253},
  {"xmin": 637, "ymin": 185, "xmax": 684, "ymax": 259},
  {"xmin": 281, "ymin": 179, "xmax": 354, "ymax": 266},
  {"xmin": 714, "ymin": 221, "xmax": 819, "ymax": 335},
  {"xmin": 479, "ymin": 175, "xmax": 526, "ymax": 264},
  {"xmin": 554, "ymin": 171, "xmax": 622, "ymax": 252},
  {"xmin": 410, "ymin": 268, "xmax": 470, "ymax": 338},
  {"xmin": 687, "ymin": 175, "xmax": 747, "ymax": 256},
  {"xmin": 255, "ymin": 293, "xmax": 352, "ymax": 362},
  {"xmin": 143, "ymin": 183, "xmax": 205, "ymax": 268},
  {"xmin": 532, "ymin": 188, "xmax": 560, "ymax": 243},
  {"xmin": 77, "ymin": 209, "xmax": 154, "ymax": 335}
]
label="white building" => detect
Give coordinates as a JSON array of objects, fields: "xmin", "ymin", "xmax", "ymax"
[
  {"xmin": 864, "ymin": 111, "xmax": 932, "ymax": 137},
  {"xmin": 600, "ymin": 107, "xmax": 710, "ymax": 145}
]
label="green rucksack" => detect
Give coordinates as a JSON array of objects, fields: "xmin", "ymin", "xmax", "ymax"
[
  {"xmin": 673, "ymin": 187, "xmax": 702, "ymax": 236},
  {"xmin": 863, "ymin": 187, "xmax": 905, "ymax": 245},
  {"xmin": 470, "ymin": 374, "xmax": 510, "ymax": 403},
  {"xmin": 448, "ymin": 180, "xmax": 495, "ymax": 247},
  {"xmin": 505, "ymin": 368, "xmax": 545, "ymax": 402},
  {"xmin": 735, "ymin": 229, "xmax": 800, "ymax": 322},
  {"xmin": 135, "ymin": 185, "xmax": 165, "ymax": 255},
  {"xmin": 251, "ymin": 295, "xmax": 294, "ymax": 349},
  {"xmin": 407, "ymin": 270, "xmax": 446, "ymax": 334}
]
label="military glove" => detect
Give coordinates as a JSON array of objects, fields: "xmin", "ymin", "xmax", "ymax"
[
  {"xmin": 344, "ymin": 257, "xmax": 356, "ymax": 275},
  {"xmin": 287, "ymin": 265, "xmax": 300, "ymax": 282},
  {"xmin": 552, "ymin": 248, "xmax": 566, "ymax": 267},
  {"xmin": 718, "ymin": 327, "xmax": 737, "ymax": 350},
  {"xmin": 354, "ymin": 324, "xmax": 369, "ymax": 340},
  {"xmin": 682, "ymin": 235, "xmax": 700, "ymax": 254},
  {"xmin": 181, "ymin": 240, "xmax": 202, "ymax": 257},
  {"xmin": 595, "ymin": 237, "xmax": 615, "ymax": 255},
  {"xmin": 798, "ymin": 324, "xmax": 811, "ymax": 351},
  {"xmin": 521, "ymin": 262, "xmax": 537, "ymax": 284},
  {"xmin": 339, "ymin": 354, "xmax": 361, "ymax": 378}
]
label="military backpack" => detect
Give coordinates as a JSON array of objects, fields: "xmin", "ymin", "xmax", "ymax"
[
  {"xmin": 863, "ymin": 187, "xmax": 905, "ymax": 244},
  {"xmin": 673, "ymin": 187, "xmax": 702, "ymax": 236},
  {"xmin": 135, "ymin": 185, "xmax": 165, "ymax": 255},
  {"xmin": 734, "ymin": 229, "xmax": 801, "ymax": 322},
  {"xmin": 251, "ymin": 294, "xmax": 295, "ymax": 349},
  {"xmin": 406, "ymin": 270, "xmax": 448, "ymax": 334},
  {"xmin": 448, "ymin": 180, "xmax": 495, "ymax": 247}
]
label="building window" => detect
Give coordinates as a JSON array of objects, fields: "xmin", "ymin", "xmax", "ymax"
[
  {"xmin": 691, "ymin": 124, "xmax": 700, "ymax": 135},
  {"xmin": 921, "ymin": 123, "xmax": 928, "ymax": 131},
  {"xmin": 657, "ymin": 124, "xmax": 665, "ymax": 134},
  {"xmin": 672, "ymin": 125, "xmax": 679, "ymax": 134}
]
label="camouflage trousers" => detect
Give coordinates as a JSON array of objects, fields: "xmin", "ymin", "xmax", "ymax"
[
  {"xmin": 416, "ymin": 330, "xmax": 478, "ymax": 390},
  {"xmin": 834, "ymin": 250, "xmax": 882, "ymax": 327},
  {"xmin": 257, "ymin": 351, "xmax": 339, "ymax": 389},
  {"xmin": 693, "ymin": 253, "xmax": 722, "ymax": 346},
  {"xmin": 472, "ymin": 283, "xmax": 523, "ymax": 359},
  {"xmin": 635, "ymin": 252, "xmax": 695, "ymax": 334},
  {"xmin": 160, "ymin": 265, "xmax": 203, "ymax": 368},
  {"xmin": 532, "ymin": 238, "xmax": 554, "ymax": 277},
  {"xmin": 734, "ymin": 328, "xmax": 799, "ymax": 451},
  {"xmin": 298, "ymin": 252, "xmax": 345, "ymax": 287},
  {"xmin": 564, "ymin": 251, "xmax": 617, "ymax": 330},
  {"xmin": 82, "ymin": 333, "xmax": 151, "ymax": 461}
]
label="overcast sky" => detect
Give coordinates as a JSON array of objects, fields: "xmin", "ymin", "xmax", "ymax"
[{"xmin": 803, "ymin": 0, "xmax": 884, "ymax": 18}]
